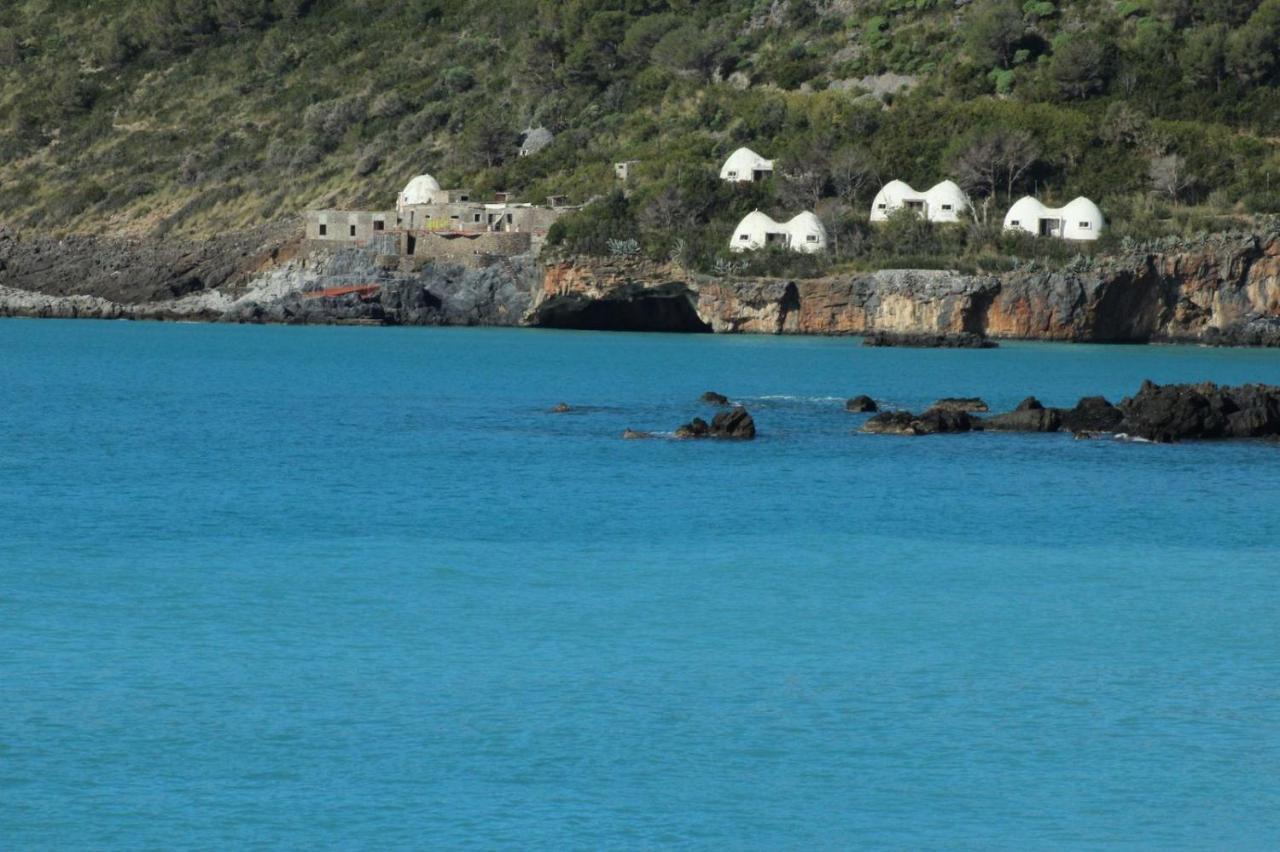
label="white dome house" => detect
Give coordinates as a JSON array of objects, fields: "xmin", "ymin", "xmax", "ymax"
[
  {"xmin": 729, "ymin": 210, "xmax": 787, "ymax": 252},
  {"xmin": 871, "ymin": 180, "xmax": 971, "ymax": 223},
  {"xmin": 720, "ymin": 147, "xmax": 775, "ymax": 183},
  {"xmin": 1003, "ymin": 196, "xmax": 1104, "ymax": 241},
  {"xmin": 784, "ymin": 211, "xmax": 829, "ymax": 253},
  {"xmin": 397, "ymin": 174, "xmax": 442, "ymax": 211}
]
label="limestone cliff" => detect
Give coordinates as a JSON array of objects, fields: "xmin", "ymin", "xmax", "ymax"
[
  {"xmin": 526, "ymin": 233, "xmax": 1280, "ymax": 345},
  {"xmin": 2, "ymin": 226, "xmax": 1278, "ymax": 345}
]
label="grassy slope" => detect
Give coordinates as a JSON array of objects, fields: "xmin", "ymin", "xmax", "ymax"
[{"xmin": 1, "ymin": 0, "xmax": 1278, "ymax": 255}]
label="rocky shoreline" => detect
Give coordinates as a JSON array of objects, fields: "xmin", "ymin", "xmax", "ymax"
[{"xmin": 2, "ymin": 223, "xmax": 1280, "ymax": 346}]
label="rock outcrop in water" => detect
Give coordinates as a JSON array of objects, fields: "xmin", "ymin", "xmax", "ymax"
[
  {"xmin": 862, "ymin": 381, "xmax": 1280, "ymax": 442},
  {"xmin": 676, "ymin": 408, "xmax": 757, "ymax": 440},
  {"xmin": 862, "ymin": 331, "xmax": 997, "ymax": 348},
  {"xmin": 845, "ymin": 395, "xmax": 878, "ymax": 412}
]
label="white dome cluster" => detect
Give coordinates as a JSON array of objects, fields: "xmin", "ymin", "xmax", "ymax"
[{"xmin": 729, "ymin": 210, "xmax": 829, "ymax": 253}]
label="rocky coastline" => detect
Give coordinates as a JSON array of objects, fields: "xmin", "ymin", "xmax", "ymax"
[{"xmin": 2, "ymin": 223, "xmax": 1279, "ymax": 346}]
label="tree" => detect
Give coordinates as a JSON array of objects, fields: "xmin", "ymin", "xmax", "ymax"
[
  {"xmin": 962, "ymin": 0, "xmax": 1025, "ymax": 69},
  {"xmin": 828, "ymin": 146, "xmax": 879, "ymax": 207},
  {"xmin": 1148, "ymin": 153, "xmax": 1195, "ymax": 201},
  {"xmin": 1181, "ymin": 23, "xmax": 1228, "ymax": 89},
  {"xmin": 951, "ymin": 129, "xmax": 1041, "ymax": 222},
  {"xmin": 1048, "ymin": 35, "xmax": 1109, "ymax": 99}
]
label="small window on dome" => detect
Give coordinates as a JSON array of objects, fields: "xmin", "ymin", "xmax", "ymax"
[
  {"xmin": 942, "ymin": 204, "xmax": 953, "ymax": 211},
  {"xmin": 877, "ymin": 203, "xmax": 886, "ymax": 210},
  {"xmin": 739, "ymin": 234, "xmax": 749, "ymax": 241},
  {"xmin": 1079, "ymin": 221, "xmax": 1090, "ymax": 228},
  {"xmin": 806, "ymin": 235, "xmax": 818, "ymax": 242},
  {"xmin": 727, "ymin": 171, "xmax": 737, "ymax": 179},
  {"xmin": 1010, "ymin": 220, "xmax": 1020, "ymax": 226}
]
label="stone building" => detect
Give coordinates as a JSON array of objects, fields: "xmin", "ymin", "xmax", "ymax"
[{"xmin": 305, "ymin": 173, "xmax": 575, "ymax": 266}]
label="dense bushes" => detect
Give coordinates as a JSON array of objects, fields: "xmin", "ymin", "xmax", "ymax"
[{"xmin": 1, "ymin": 0, "xmax": 1279, "ymax": 249}]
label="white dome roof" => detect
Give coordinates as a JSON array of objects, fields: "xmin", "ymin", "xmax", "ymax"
[
  {"xmin": 720, "ymin": 147, "xmax": 774, "ymax": 181},
  {"xmin": 1003, "ymin": 196, "xmax": 1103, "ymax": 240},
  {"xmin": 784, "ymin": 211, "xmax": 828, "ymax": 253},
  {"xmin": 399, "ymin": 174, "xmax": 442, "ymax": 209}
]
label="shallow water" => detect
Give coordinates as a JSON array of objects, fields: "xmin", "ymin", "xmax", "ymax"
[{"xmin": 2, "ymin": 320, "xmax": 1279, "ymax": 848}]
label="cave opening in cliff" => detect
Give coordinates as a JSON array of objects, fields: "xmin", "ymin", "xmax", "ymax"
[{"xmin": 532, "ymin": 293, "xmax": 712, "ymax": 333}]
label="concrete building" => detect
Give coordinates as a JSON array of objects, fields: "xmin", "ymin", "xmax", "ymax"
[
  {"xmin": 720, "ymin": 147, "xmax": 774, "ymax": 183},
  {"xmin": 1003, "ymin": 196, "xmax": 1104, "ymax": 240},
  {"xmin": 870, "ymin": 180, "xmax": 972, "ymax": 223},
  {"xmin": 729, "ymin": 209, "xmax": 828, "ymax": 253},
  {"xmin": 614, "ymin": 160, "xmax": 640, "ymax": 181},
  {"xmin": 306, "ymin": 170, "xmax": 577, "ymax": 267}
]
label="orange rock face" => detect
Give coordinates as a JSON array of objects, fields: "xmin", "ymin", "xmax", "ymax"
[{"xmin": 532, "ymin": 235, "xmax": 1280, "ymax": 343}]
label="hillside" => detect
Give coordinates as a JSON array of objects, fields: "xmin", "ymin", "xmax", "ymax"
[{"xmin": 4, "ymin": 0, "xmax": 1280, "ymax": 273}]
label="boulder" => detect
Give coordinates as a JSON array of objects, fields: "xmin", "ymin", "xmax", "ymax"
[
  {"xmin": 931, "ymin": 397, "xmax": 989, "ymax": 412},
  {"xmin": 550, "ymin": 402, "xmax": 572, "ymax": 413},
  {"xmin": 845, "ymin": 395, "xmax": 878, "ymax": 412},
  {"xmin": 622, "ymin": 428, "xmax": 652, "ymax": 440},
  {"xmin": 1015, "ymin": 396, "xmax": 1044, "ymax": 411},
  {"xmin": 978, "ymin": 408, "xmax": 1062, "ymax": 432},
  {"xmin": 676, "ymin": 408, "xmax": 756, "ymax": 439},
  {"xmin": 1060, "ymin": 396, "xmax": 1124, "ymax": 433},
  {"xmin": 701, "ymin": 391, "xmax": 730, "ymax": 405},
  {"xmin": 913, "ymin": 408, "xmax": 973, "ymax": 434},
  {"xmin": 863, "ymin": 411, "xmax": 920, "ymax": 435},
  {"xmin": 710, "ymin": 407, "xmax": 757, "ymax": 439},
  {"xmin": 862, "ymin": 408, "xmax": 972, "ymax": 435},
  {"xmin": 675, "ymin": 417, "xmax": 710, "ymax": 439}
]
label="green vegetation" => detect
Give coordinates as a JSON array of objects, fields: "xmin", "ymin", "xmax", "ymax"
[{"xmin": 2, "ymin": 0, "xmax": 1280, "ymax": 274}]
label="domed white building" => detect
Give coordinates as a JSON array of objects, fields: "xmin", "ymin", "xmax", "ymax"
[
  {"xmin": 1003, "ymin": 196, "xmax": 1104, "ymax": 240},
  {"xmin": 397, "ymin": 174, "xmax": 443, "ymax": 211},
  {"xmin": 870, "ymin": 180, "xmax": 971, "ymax": 223},
  {"xmin": 720, "ymin": 147, "xmax": 774, "ymax": 183},
  {"xmin": 729, "ymin": 210, "xmax": 828, "ymax": 253},
  {"xmin": 783, "ymin": 211, "xmax": 829, "ymax": 253}
]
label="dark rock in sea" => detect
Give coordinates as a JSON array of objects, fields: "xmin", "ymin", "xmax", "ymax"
[
  {"xmin": 622, "ymin": 428, "xmax": 652, "ymax": 440},
  {"xmin": 1060, "ymin": 396, "xmax": 1124, "ymax": 433},
  {"xmin": 676, "ymin": 407, "xmax": 757, "ymax": 439},
  {"xmin": 979, "ymin": 407, "xmax": 1063, "ymax": 432},
  {"xmin": 931, "ymin": 397, "xmax": 989, "ymax": 412},
  {"xmin": 1015, "ymin": 396, "xmax": 1044, "ymax": 411},
  {"xmin": 550, "ymin": 402, "xmax": 572, "ymax": 413},
  {"xmin": 914, "ymin": 408, "xmax": 973, "ymax": 434},
  {"xmin": 701, "ymin": 391, "xmax": 730, "ymax": 405},
  {"xmin": 845, "ymin": 395, "xmax": 878, "ymax": 412},
  {"xmin": 1117, "ymin": 379, "xmax": 1280, "ymax": 442},
  {"xmin": 711, "ymin": 407, "xmax": 756, "ymax": 439},
  {"xmin": 675, "ymin": 417, "xmax": 710, "ymax": 439},
  {"xmin": 1200, "ymin": 318, "xmax": 1280, "ymax": 348},
  {"xmin": 862, "ymin": 331, "xmax": 998, "ymax": 349},
  {"xmin": 863, "ymin": 411, "xmax": 920, "ymax": 435},
  {"xmin": 863, "ymin": 408, "xmax": 972, "ymax": 435}
]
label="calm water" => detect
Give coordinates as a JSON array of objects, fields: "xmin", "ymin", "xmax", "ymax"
[{"xmin": 3, "ymin": 319, "xmax": 1280, "ymax": 849}]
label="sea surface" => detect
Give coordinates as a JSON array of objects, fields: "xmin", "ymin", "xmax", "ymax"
[{"xmin": 3, "ymin": 319, "xmax": 1280, "ymax": 849}]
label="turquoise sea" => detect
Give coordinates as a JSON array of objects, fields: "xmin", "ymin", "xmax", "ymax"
[{"xmin": 3, "ymin": 319, "xmax": 1280, "ymax": 849}]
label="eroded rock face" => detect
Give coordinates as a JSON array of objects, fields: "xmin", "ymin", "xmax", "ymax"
[
  {"xmin": 1061, "ymin": 397, "xmax": 1125, "ymax": 433},
  {"xmin": 530, "ymin": 232, "xmax": 1280, "ymax": 344},
  {"xmin": 979, "ymin": 408, "xmax": 1062, "ymax": 432}
]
